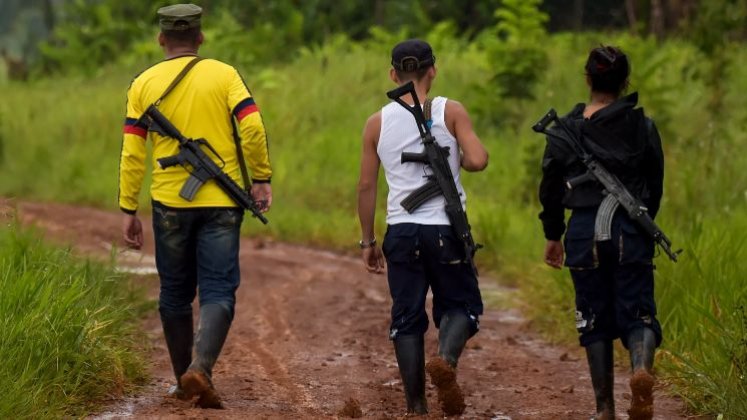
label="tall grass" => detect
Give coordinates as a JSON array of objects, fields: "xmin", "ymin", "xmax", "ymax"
[
  {"xmin": 0, "ymin": 222, "xmax": 147, "ymax": 418},
  {"xmin": 1, "ymin": 29, "xmax": 746, "ymax": 416}
]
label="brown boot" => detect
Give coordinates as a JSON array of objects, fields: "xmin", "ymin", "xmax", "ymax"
[
  {"xmin": 180, "ymin": 368, "xmax": 223, "ymax": 409},
  {"xmin": 628, "ymin": 369, "xmax": 655, "ymax": 420},
  {"xmin": 425, "ymin": 357, "xmax": 465, "ymax": 416}
]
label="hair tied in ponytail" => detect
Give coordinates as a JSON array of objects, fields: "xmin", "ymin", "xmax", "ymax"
[
  {"xmin": 597, "ymin": 45, "xmax": 618, "ymax": 64},
  {"xmin": 585, "ymin": 44, "xmax": 630, "ymax": 95}
]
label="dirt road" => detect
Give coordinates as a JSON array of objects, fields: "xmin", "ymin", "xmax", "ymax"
[{"xmin": 12, "ymin": 200, "xmax": 686, "ymax": 419}]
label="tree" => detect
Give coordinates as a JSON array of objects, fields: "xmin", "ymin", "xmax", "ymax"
[{"xmin": 650, "ymin": 0, "xmax": 665, "ymax": 40}]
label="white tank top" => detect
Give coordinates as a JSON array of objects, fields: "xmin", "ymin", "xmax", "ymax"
[{"xmin": 377, "ymin": 96, "xmax": 466, "ymax": 225}]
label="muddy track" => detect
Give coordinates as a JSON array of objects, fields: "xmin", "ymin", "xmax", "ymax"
[{"xmin": 10, "ymin": 200, "xmax": 687, "ymax": 419}]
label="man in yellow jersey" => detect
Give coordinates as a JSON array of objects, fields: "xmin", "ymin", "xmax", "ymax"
[{"xmin": 118, "ymin": 4, "xmax": 272, "ymax": 408}]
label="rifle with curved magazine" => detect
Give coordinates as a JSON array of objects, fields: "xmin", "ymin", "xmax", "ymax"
[
  {"xmin": 387, "ymin": 81, "xmax": 481, "ymax": 274},
  {"xmin": 140, "ymin": 104, "xmax": 268, "ymax": 225},
  {"xmin": 533, "ymin": 109, "xmax": 680, "ymax": 262}
]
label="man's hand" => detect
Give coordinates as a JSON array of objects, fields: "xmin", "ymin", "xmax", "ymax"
[
  {"xmin": 251, "ymin": 183, "xmax": 272, "ymax": 213},
  {"xmin": 122, "ymin": 214, "xmax": 144, "ymax": 250},
  {"xmin": 544, "ymin": 240, "xmax": 564, "ymax": 269},
  {"xmin": 362, "ymin": 246, "xmax": 385, "ymax": 274}
]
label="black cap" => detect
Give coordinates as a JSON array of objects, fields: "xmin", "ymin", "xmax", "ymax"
[{"xmin": 391, "ymin": 39, "xmax": 435, "ymax": 72}]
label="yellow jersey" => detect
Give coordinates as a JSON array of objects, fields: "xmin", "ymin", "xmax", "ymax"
[{"xmin": 119, "ymin": 56, "xmax": 271, "ymax": 213}]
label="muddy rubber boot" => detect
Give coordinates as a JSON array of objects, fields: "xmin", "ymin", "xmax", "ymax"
[
  {"xmin": 585, "ymin": 340, "xmax": 615, "ymax": 420},
  {"xmin": 160, "ymin": 312, "xmax": 193, "ymax": 400},
  {"xmin": 181, "ymin": 303, "xmax": 233, "ymax": 409},
  {"xmin": 393, "ymin": 334, "xmax": 428, "ymax": 415},
  {"xmin": 627, "ymin": 328, "xmax": 656, "ymax": 420},
  {"xmin": 425, "ymin": 311, "xmax": 471, "ymax": 416},
  {"xmin": 437, "ymin": 311, "xmax": 472, "ymax": 366}
]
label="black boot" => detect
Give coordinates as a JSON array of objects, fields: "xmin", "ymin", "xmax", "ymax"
[
  {"xmin": 585, "ymin": 340, "xmax": 615, "ymax": 419},
  {"xmin": 160, "ymin": 311, "xmax": 193, "ymax": 400},
  {"xmin": 425, "ymin": 311, "xmax": 472, "ymax": 416},
  {"xmin": 181, "ymin": 303, "xmax": 233, "ymax": 408},
  {"xmin": 437, "ymin": 311, "xmax": 473, "ymax": 367},
  {"xmin": 628, "ymin": 327, "xmax": 656, "ymax": 373},
  {"xmin": 627, "ymin": 328, "xmax": 656, "ymax": 420},
  {"xmin": 393, "ymin": 334, "xmax": 428, "ymax": 415}
]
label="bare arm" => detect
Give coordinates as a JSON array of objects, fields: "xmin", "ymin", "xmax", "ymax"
[
  {"xmin": 445, "ymin": 100, "xmax": 488, "ymax": 172},
  {"xmin": 357, "ymin": 112, "xmax": 385, "ymax": 273}
]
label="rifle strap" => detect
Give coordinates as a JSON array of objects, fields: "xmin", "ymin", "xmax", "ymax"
[
  {"xmin": 150, "ymin": 56, "xmax": 252, "ymax": 190},
  {"xmin": 231, "ymin": 117, "xmax": 252, "ymax": 190},
  {"xmin": 423, "ymin": 98, "xmax": 433, "ymax": 128},
  {"xmin": 154, "ymin": 56, "xmax": 204, "ymax": 106}
]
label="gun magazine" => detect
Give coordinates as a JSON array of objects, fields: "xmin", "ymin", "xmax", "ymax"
[
  {"xmin": 400, "ymin": 181, "xmax": 442, "ymax": 213},
  {"xmin": 594, "ymin": 195, "xmax": 619, "ymax": 241}
]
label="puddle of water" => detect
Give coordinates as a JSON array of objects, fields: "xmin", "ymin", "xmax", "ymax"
[
  {"xmin": 90, "ymin": 401, "xmax": 135, "ymax": 419},
  {"xmin": 115, "ymin": 266, "xmax": 158, "ymax": 275}
]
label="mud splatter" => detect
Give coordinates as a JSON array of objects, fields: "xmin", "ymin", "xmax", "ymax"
[
  {"xmin": 426, "ymin": 358, "xmax": 465, "ymax": 416},
  {"xmin": 629, "ymin": 370, "xmax": 655, "ymax": 420},
  {"xmin": 338, "ymin": 397, "xmax": 363, "ymax": 418}
]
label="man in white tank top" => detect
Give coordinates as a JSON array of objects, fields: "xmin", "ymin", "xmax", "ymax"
[{"xmin": 356, "ymin": 39, "xmax": 489, "ymax": 416}]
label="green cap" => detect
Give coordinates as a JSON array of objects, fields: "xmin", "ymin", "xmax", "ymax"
[{"xmin": 157, "ymin": 4, "xmax": 202, "ymax": 31}]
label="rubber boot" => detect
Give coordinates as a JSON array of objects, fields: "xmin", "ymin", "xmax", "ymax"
[
  {"xmin": 437, "ymin": 311, "xmax": 472, "ymax": 366},
  {"xmin": 426, "ymin": 311, "xmax": 472, "ymax": 416},
  {"xmin": 180, "ymin": 303, "xmax": 233, "ymax": 409},
  {"xmin": 393, "ymin": 334, "xmax": 428, "ymax": 415},
  {"xmin": 627, "ymin": 328, "xmax": 656, "ymax": 420},
  {"xmin": 160, "ymin": 312, "xmax": 193, "ymax": 400},
  {"xmin": 585, "ymin": 340, "xmax": 615, "ymax": 420}
]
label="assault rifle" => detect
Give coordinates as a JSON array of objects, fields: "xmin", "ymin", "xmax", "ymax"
[
  {"xmin": 139, "ymin": 104, "xmax": 268, "ymax": 224},
  {"xmin": 386, "ymin": 81, "xmax": 481, "ymax": 274},
  {"xmin": 532, "ymin": 109, "xmax": 680, "ymax": 262}
]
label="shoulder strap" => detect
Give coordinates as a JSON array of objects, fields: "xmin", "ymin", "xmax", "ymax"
[
  {"xmin": 231, "ymin": 117, "xmax": 252, "ymax": 189},
  {"xmin": 154, "ymin": 57, "xmax": 204, "ymax": 106},
  {"xmin": 424, "ymin": 98, "xmax": 433, "ymax": 128}
]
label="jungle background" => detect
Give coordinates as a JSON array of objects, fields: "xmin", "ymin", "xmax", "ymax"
[{"xmin": 1, "ymin": 0, "xmax": 746, "ymax": 418}]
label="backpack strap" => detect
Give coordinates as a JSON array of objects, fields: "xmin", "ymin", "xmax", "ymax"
[{"xmin": 154, "ymin": 56, "xmax": 204, "ymax": 106}]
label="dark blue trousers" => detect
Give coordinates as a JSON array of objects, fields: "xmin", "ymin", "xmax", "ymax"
[
  {"xmin": 152, "ymin": 201, "xmax": 243, "ymax": 320},
  {"xmin": 383, "ymin": 223, "xmax": 483, "ymax": 339},
  {"xmin": 564, "ymin": 208, "xmax": 662, "ymax": 348}
]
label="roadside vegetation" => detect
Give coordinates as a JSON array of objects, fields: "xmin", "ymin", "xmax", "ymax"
[
  {"xmin": 0, "ymin": 222, "xmax": 147, "ymax": 418},
  {"xmin": 1, "ymin": 0, "xmax": 746, "ymax": 417}
]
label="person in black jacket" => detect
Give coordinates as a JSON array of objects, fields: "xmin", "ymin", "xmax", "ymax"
[{"xmin": 538, "ymin": 45, "xmax": 664, "ymax": 420}]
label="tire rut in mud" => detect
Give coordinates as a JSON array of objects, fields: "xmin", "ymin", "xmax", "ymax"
[{"xmin": 7, "ymin": 200, "xmax": 687, "ymax": 419}]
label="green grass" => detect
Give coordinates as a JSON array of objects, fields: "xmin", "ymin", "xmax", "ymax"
[
  {"xmin": 1, "ymin": 29, "xmax": 746, "ymax": 417},
  {"xmin": 0, "ymin": 222, "xmax": 147, "ymax": 418}
]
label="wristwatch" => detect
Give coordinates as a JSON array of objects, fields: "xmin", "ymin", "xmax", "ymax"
[{"xmin": 358, "ymin": 237, "xmax": 377, "ymax": 249}]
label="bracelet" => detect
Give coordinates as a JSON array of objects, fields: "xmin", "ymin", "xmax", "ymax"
[{"xmin": 358, "ymin": 237, "xmax": 377, "ymax": 249}]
